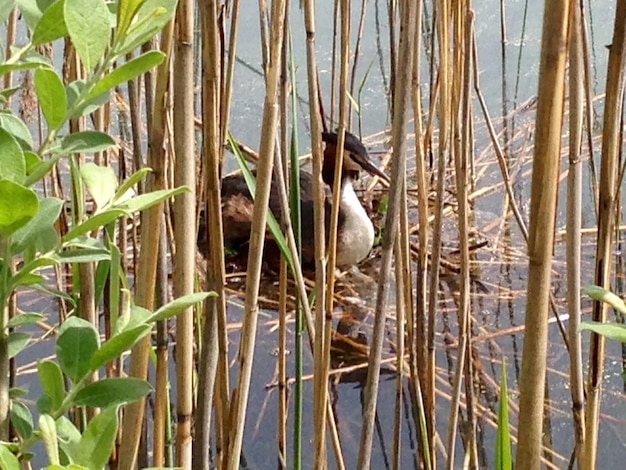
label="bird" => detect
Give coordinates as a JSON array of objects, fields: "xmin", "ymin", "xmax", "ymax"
[{"xmin": 219, "ymin": 131, "xmax": 388, "ymax": 269}]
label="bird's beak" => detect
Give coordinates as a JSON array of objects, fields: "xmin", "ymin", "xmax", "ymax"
[{"xmin": 350, "ymin": 152, "xmax": 390, "ymax": 184}]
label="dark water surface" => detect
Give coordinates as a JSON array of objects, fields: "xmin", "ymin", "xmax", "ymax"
[{"xmin": 15, "ymin": 1, "xmax": 626, "ymax": 468}]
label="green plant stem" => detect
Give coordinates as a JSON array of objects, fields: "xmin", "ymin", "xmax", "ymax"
[
  {"xmin": 0, "ymin": 236, "xmax": 12, "ymax": 440},
  {"xmin": 4, "ymin": 41, "xmax": 32, "ymax": 66},
  {"xmin": 18, "ymin": 372, "xmax": 93, "ymax": 452}
]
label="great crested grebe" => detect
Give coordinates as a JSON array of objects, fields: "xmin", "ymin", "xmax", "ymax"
[{"xmin": 220, "ymin": 131, "xmax": 388, "ymax": 268}]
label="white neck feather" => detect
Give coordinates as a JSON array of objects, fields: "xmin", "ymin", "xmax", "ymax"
[{"xmin": 335, "ymin": 180, "xmax": 375, "ymax": 266}]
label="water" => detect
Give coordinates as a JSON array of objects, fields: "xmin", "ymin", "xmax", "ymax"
[
  {"xmin": 13, "ymin": 0, "xmax": 626, "ymax": 468},
  {"xmin": 220, "ymin": 1, "xmax": 625, "ymax": 468}
]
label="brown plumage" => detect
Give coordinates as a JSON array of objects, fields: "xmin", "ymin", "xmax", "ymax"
[{"xmin": 217, "ymin": 131, "xmax": 387, "ymax": 269}]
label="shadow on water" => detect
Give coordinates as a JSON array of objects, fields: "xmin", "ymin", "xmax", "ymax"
[{"xmin": 11, "ymin": 1, "xmax": 626, "ymax": 468}]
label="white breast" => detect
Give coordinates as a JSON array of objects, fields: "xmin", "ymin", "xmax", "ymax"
[{"xmin": 336, "ymin": 180, "xmax": 375, "ymax": 266}]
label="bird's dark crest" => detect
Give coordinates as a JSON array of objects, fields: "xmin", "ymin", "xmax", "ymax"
[{"xmin": 322, "ymin": 131, "xmax": 368, "ymax": 159}]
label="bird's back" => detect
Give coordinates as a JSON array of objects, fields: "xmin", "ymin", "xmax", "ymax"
[{"xmin": 220, "ymin": 171, "xmax": 332, "ymax": 267}]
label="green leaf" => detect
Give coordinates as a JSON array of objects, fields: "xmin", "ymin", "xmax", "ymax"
[
  {"xmin": 149, "ymin": 292, "xmax": 213, "ymax": 323},
  {"xmin": 7, "ymin": 312, "xmax": 46, "ymax": 328},
  {"xmin": 63, "ymin": 208, "xmax": 127, "ymax": 242},
  {"xmin": 229, "ymin": 132, "xmax": 293, "ymax": 268},
  {"xmin": 35, "ymin": 68, "xmax": 67, "ymax": 130},
  {"xmin": 11, "ymin": 272, "xmax": 45, "ymax": 287},
  {"xmin": 89, "ymin": 324, "xmax": 151, "ymax": 371},
  {"xmin": 0, "ymin": 0, "xmax": 15, "ymax": 26},
  {"xmin": 114, "ymin": 0, "xmax": 177, "ymax": 56},
  {"xmin": 60, "ymin": 131, "xmax": 116, "ymax": 155},
  {"xmin": 24, "ymin": 153, "xmax": 63, "ymax": 186},
  {"xmin": 80, "ymin": 162, "xmax": 118, "ymax": 209},
  {"xmin": 32, "ymin": 0, "xmax": 68, "ymax": 45},
  {"xmin": 115, "ymin": 0, "xmax": 144, "ymax": 38},
  {"xmin": 117, "ymin": 186, "xmax": 189, "ymax": 213},
  {"xmin": 56, "ymin": 317, "xmax": 99, "ymax": 382},
  {"xmin": 89, "ymin": 51, "xmax": 164, "ymax": 99},
  {"xmin": 53, "ymin": 248, "xmax": 110, "ymax": 263},
  {"xmin": 10, "ymin": 400, "xmax": 33, "ymax": 439},
  {"xmin": 8, "ymin": 332, "xmax": 31, "ymax": 358},
  {"xmin": 580, "ymin": 321, "xmax": 626, "ymax": 343},
  {"xmin": 116, "ymin": 304, "xmax": 151, "ymax": 334},
  {"xmin": 75, "ymin": 406, "xmax": 119, "ymax": 469},
  {"xmin": 0, "ymin": 62, "xmax": 49, "ymax": 80},
  {"xmin": 143, "ymin": 468, "xmax": 183, "ymax": 470},
  {"xmin": 74, "ymin": 378, "xmax": 153, "ymax": 408},
  {"xmin": 39, "ymin": 414, "xmax": 60, "ymax": 465},
  {"xmin": 0, "ymin": 127, "xmax": 26, "ymax": 183},
  {"xmin": 584, "ymin": 285, "xmax": 626, "ymax": 315},
  {"xmin": 0, "ymin": 87, "xmax": 20, "ymax": 104},
  {"xmin": 0, "ymin": 444, "xmax": 21, "ymax": 470},
  {"xmin": 64, "ymin": 0, "xmax": 111, "ymax": 71},
  {"xmin": 16, "ymin": 0, "xmax": 56, "ymax": 31},
  {"xmin": 44, "ymin": 465, "xmax": 86, "ymax": 470},
  {"xmin": 38, "ymin": 360, "xmax": 65, "ymax": 410},
  {"xmin": 63, "ymin": 235, "xmax": 109, "ymax": 251},
  {"xmin": 55, "ymin": 416, "xmax": 82, "ymax": 462},
  {"xmin": 25, "ymin": 151, "xmax": 42, "ymax": 175},
  {"xmin": 11, "ymin": 256, "xmax": 57, "ymax": 290},
  {"xmin": 66, "ymin": 80, "xmax": 110, "ymax": 119},
  {"xmin": 0, "ymin": 180, "xmax": 38, "ymax": 236},
  {"xmin": 9, "ymin": 387, "xmax": 28, "ymax": 399},
  {"xmin": 12, "ymin": 197, "xmax": 63, "ymax": 254},
  {"xmin": 113, "ymin": 167, "xmax": 150, "ymax": 203},
  {"xmin": 0, "ymin": 111, "xmax": 35, "ymax": 149},
  {"xmin": 495, "ymin": 358, "xmax": 512, "ymax": 470}
]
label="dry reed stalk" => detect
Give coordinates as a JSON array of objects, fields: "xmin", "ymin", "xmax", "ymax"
[
  {"xmin": 392, "ymin": 186, "xmax": 414, "ymax": 469},
  {"xmin": 118, "ymin": 18, "xmax": 175, "ymax": 470},
  {"xmin": 582, "ymin": 2, "xmax": 626, "ymax": 467},
  {"xmin": 276, "ymin": 10, "xmax": 290, "ymax": 468},
  {"xmin": 2, "ymin": 7, "xmax": 16, "ymax": 99},
  {"xmin": 126, "ymin": 53, "xmax": 145, "ymax": 192},
  {"xmin": 66, "ymin": 48, "xmax": 100, "ymax": 419},
  {"xmin": 329, "ymin": 0, "xmax": 338, "ymax": 126},
  {"xmin": 579, "ymin": 3, "xmax": 599, "ymax": 215},
  {"xmin": 387, "ymin": 0, "xmax": 397, "ymax": 112},
  {"xmin": 220, "ymin": 0, "xmax": 240, "ymax": 147},
  {"xmin": 409, "ymin": 0, "xmax": 424, "ymax": 376},
  {"xmin": 514, "ymin": 1, "xmax": 570, "ymax": 467},
  {"xmin": 566, "ymin": 0, "xmax": 586, "ymax": 462},
  {"xmin": 392, "ymin": 237, "xmax": 406, "ymax": 470},
  {"xmin": 410, "ymin": 1, "xmax": 432, "ymax": 466},
  {"xmin": 300, "ymin": 1, "xmax": 328, "ymax": 469},
  {"xmin": 472, "ymin": 40, "xmax": 529, "ymax": 243},
  {"xmin": 445, "ymin": 5, "xmax": 476, "ymax": 468},
  {"xmin": 268, "ymin": 118, "xmax": 348, "ymax": 469},
  {"xmin": 153, "ymin": 222, "xmax": 170, "ymax": 466},
  {"xmin": 348, "ymin": 0, "xmax": 367, "ymax": 127},
  {"xmin": 316, "ymin": 1, "xmax": 351, "ymax": 465},
  {"xmin": 425, "ymin": 2, "xmax": 451, "ymax": 467},
  {"xmin": 172, "ymin": 0, "xmax": 196, "ymax": 466},
  {"xmin": 224, "ymin": 0, "xmax": 287, "ymax": 467},
  {"xmin": 460, "ymin": 9, "xmax": 478, "ymax": 467},
  {"xmin": 357, "ymin": 0, "xmax": 416, "ymax": 466},
  {"xmin": 257, "ymin": 0, "xmax": 269, "ymax": 75},
  {"xmin": 194, "ymin": 2, "xmax": 230, "ymax": 468}
]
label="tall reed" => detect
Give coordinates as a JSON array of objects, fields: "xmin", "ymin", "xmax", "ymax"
[
  {"xmin": 515, "ymin": 1, "xmax": 570, "ymax": 467},
  {"xmin": 172, "ymin": 0, "xmax": 196, "ymax": 465},
  {"xmin": 118, "ymin": 17, "xmax": 176, "ymax": 470},
  {"xmin": 357, "ymin": 0, "xmax": 416, "ymax": 467},
  {"xmin": 566, "ymin": 0, "xmax": 586, "ymax": 463},
  {"xmin": 224, "ymin": 1, "xmax": 287, "ymax": 467},
  {"xmin": 582, "ymin": 2, "xmax": 626, "ymax": 468}
]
